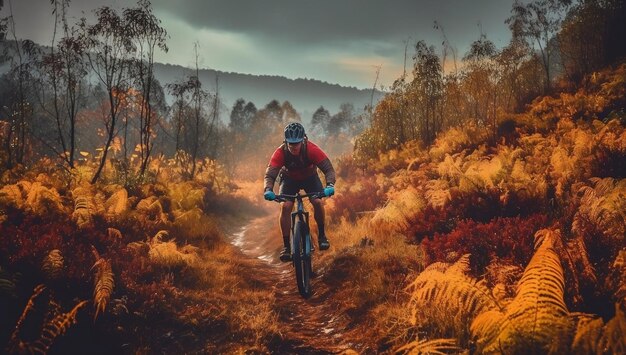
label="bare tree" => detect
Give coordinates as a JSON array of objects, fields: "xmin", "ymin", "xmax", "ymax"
[
  {"xmin": 80, "ymin": 6, "xmax": 135, "ymax": 184},
  {"xmin": 36, "ymin": 0, "xmax": 86, "ymax": 169},
  {"xmin": 125, "ymin": 0, "xmax": 168, "ymax": 177},
  {"xmin": 506, "ymin": 0, "xmax": 571, "ymax": 92},
  {"xmin": 2, "ymin": 0, "xmax": 36, "ymax": 168}
]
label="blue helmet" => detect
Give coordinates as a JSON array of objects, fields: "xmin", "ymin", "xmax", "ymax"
[{"xmin": 284, "ymin": 122, "xmax": 305, "ymax": 143}]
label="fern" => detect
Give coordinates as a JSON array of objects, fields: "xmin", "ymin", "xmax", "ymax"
[
  {"xmin": 371, "ymin": 187, "xmax": 425, "ymax": 233},
  {"xmin": 42, "ymin": 249, "xmax": 64, "ymax": 280},
  {"xmin": 136, "ymin": 196, "xmax": 167, "ymax": 222},
  {"xmin": 24, "ymin": 182, "xmax": 64, "ymax": 215},
  {"xmin": 613, "ymin": 249, "xmax": 626, "ymax": 304},
  {"xmin": 573, "ymin": 178, "xmax": 626, "ymax": 244},
  {"xmin": 8, "ymin": 284, "xmax": 47, "ymax": 353},
  {"xmin": 91, "ymin": 247, "xmax": 114, "ymax": 321},
  {"xmin": 599, "ymin": 304, "xmax": 626, "ymax": 354},
  {"xmin": 571, "ymin": 313, "xmax": 604, "ymax": 354},
  {"xmin": 104, "ymin": 188, "xmax": 128, "ymax": 217},
  {"xmin": 148, "ymin": 230, "xmax": 198, "ymax": 268},
  {"xmin": 471, "ymin": 229, "xmax": 573, "ymax": 354},
  {"xmin": 425, "ymin": 179, "xmax": 452, "ymax": 208},
  {"xmin": 106, "ymin": 228, "xmax": 123, "ymax": 242},
  {"xmin": 405, "ymin": 254, "xmax": 500, "ymax": 344},
  {"xmin": 72, "ymin": 195, "xmax": 92, "ymax": 228},
  {"xmin": 31, "ymin": 300, "xmax": 87, "ymax": 354},
  {"xmin": 0, "ymin": 183, "xmax": 25, "ymax": 208},
  {"xmin": 8, "ymin": 284, "xmax": 87, "ymax": 354}
]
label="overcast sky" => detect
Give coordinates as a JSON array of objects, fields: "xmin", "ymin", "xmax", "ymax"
[{"xmin": 3, "ymin": 0, "xmax": 516, "ymax": 89}]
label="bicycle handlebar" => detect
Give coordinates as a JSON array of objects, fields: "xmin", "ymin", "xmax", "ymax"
[{"xmin": 272, "ymin": 192, "xmax": 326, "ymax": 203}]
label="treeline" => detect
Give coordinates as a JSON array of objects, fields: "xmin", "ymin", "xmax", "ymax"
[
  {"xmin": 0, "ymin": 0, "xmax": 364, "ymax": 186},
  {"xmin": 355, "ymin": 0, "xmax": 626, "ymax": 166}
]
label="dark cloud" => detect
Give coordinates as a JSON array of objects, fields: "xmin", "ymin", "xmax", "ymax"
[
  {"xmin": 150, "ymin": 0, "xmax": 513, "ymax": 47},
  {"xmin": 3, "ymin": 0, "xmax": 516, "ymax": 87}
]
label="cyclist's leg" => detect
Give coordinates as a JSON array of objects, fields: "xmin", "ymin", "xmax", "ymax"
[
  {"xmin": 278, "ymin": 176, "xmax": 298, "ymax": 261},
  {"xmin": 303, "ymin": 174, "xmax": 330, "ymax": 250}
]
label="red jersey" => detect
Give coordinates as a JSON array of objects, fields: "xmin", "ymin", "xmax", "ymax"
[{"xmin": 268, "ymin": 141, "xmax": 328, "ymax": 181}]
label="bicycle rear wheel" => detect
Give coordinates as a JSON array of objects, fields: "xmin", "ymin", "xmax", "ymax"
[{"xmin": 292, "ymin": 219, "xmax": 312, "ymax": 298}]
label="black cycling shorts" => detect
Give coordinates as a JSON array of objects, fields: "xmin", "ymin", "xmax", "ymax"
[{"xmin": 279, "ymin": 173, "xmax": 323, "ymax": 200}]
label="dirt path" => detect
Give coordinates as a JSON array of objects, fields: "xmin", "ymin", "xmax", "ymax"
[{"xmin": 228, "ymin": 208, "xmax": 354, "ymax": 354}]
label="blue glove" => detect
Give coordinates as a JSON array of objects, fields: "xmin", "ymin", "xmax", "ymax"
[
  {"xmin": 323, "ymin": 185, "xmax": 335, "ymax": 197},
  {"xmin": 264, "ymin": 190, "xmax": 276, "ymax": 201}
]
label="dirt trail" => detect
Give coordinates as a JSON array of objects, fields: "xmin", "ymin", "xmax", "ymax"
[{"xmin": 228, "ymin": 207, "xmax": 354, "ymax": 354}]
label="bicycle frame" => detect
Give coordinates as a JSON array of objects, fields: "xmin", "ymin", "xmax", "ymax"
[{"xmin": 274, "ymin": 192, "xmax": 324, "ymax": 298}]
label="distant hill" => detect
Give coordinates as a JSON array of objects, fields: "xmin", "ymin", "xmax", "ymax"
[
  {"xmin": 153, "ymin": 62, "xmax": 385, "ymax": 121},
  {"xmin": 0, "ymin": 39, "xmax": 385, "ymax": 122}
]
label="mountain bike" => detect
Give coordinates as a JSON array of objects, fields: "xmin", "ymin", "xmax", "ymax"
[{"xmin": 273, "ymin": 192, "xmax": 325, "ymax": 298}]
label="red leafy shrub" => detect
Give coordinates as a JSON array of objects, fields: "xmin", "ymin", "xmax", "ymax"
[
  {"xmin": 327, "ymin": 177, "xmax": 381, "ymax": 222},
  {"xmin": 446, "ymin": 186, "xmax": 549, "ymax": 224},
  {"xmin": 408, "ymin": 205, "xmax": 457, "ymax": 241},
  {"xmin": 0, "ymin": 207, "xmax": 70, "ymax": 267},
  {"xmin": 421, "ymin": 214, "xmax": 548, "ymax": 276}
]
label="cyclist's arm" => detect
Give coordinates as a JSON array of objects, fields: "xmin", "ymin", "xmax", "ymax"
[
  {"xmin": 317, "ymin": 158, "xmax": 336, "ymax": 186},
  {"xmin": 307, "ymin": 141, "xmax": 336, "ymax": 187},
  {"xmin": 264, "ymin": 146, "xmax": 284, "ymax": 191},
  {"xmin": 264, "ymin": 165, "xmax": 281, "ymax": 191}
]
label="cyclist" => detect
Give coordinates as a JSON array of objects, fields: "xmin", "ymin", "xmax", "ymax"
[{"xmin": 263, "ymin": 122, "xmax": 336, "ymax": 262}]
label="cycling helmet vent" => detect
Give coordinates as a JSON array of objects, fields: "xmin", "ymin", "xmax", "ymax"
[{"xmin": 284, "ymin": 122, "xmax": 305, "ymax": 143}]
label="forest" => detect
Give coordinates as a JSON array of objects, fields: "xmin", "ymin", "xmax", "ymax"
[{"xmin": 1, "ymin": 0, "xmax": 625, "ymax": 353}]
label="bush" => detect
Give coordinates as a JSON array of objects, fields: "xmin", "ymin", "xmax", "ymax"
[{"xmin": 421, "ymin": 214, "xmax": 548, "ymax": 276}]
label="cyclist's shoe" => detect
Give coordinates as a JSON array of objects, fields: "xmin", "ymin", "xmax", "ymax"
[
  {"xmin": 318, "ymin": 235, "xmax": 330, "ymax": 250},
  {"xmin": 279, "ymin": 247, "xmax": 292, "ymax": 262}
]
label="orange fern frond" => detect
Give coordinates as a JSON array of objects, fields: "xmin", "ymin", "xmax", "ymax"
[
  {"xmin": 471, "ymin": 229, "xmax": 573, "ymax": 354},
  {"xmin": 42, "ymin": 249, "xmax": 64, "ymax": 280},
  {"xmin": 8, "ymin": 284, "xmax": 46, "ymax": 353},
  {"xmin": 106, "ymin": 228, "xmax": 123, "ymax": 242},
  {"xmin": 31, "ymin": 300, "xmax": 87, "ymax": 354},
  {"xmin": 104, "ymin": 188, "xmax": 128, "ymax": 217},
  {"xmin": 91, "ymin": 247, "xmax": 114, "ymax": 321}
]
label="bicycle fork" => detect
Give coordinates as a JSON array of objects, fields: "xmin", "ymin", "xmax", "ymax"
[{"xmin": 290, "ymin": 211, "xmax": 312, "ymax": 258}]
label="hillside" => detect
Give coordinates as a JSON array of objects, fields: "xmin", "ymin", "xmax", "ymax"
[
  {"xmin": 315, "ymin": 62, "xmax": 626, "ymax": 352},
  {"xmin": 153, "ymin": 62, "xmax": 384, "ymax": 117}
]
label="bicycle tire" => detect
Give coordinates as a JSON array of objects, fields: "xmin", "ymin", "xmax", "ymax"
[{"xmin": 292, "ymin": 219, "xmax": 312, "ymax": 298}]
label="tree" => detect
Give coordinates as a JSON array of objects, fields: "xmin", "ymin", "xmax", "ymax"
[
  {"xmin": 1, "ymin": 0, "xmax": 37, "ymax": 169},
  {"xmin": 311, "ymin": 106, "xmax": 330, "ymax": 135},
  {"xmin": 411, "ymin": 40, "xmax": 444, "ymax": 145},
  {"xmin": 257, "ymin": 100, "xmax": 282, "ymax": 123},
  {"xmin": 36, "ymin": 0, "xmax": 86, "ymax": 169},
  {"xmin": 229, "ymin": 98, "xmax": 246, "ymax": 130},
  {"xmin": 281, "ymin": 100, "xmax": 300, "ymax": 123},
  {"xmin": 462, "ymin": 33, "xmax": 499, "ymax": 138},
  {"xmin": 125, "ymin": 0, "xmax": 168, "ymax": 177},
  {"xmin": 327, "ymin": 103, "xmax": 354, "ymax": 137},
  {"xmin": 81, "ymin": 6, "xmax": 135, "ymax": 184},
  {"xmin": 506, "ymin": 0, "xmax": 572, "ymax": 92}
]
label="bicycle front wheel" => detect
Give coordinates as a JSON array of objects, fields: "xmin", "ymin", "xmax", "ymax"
[{"xmin": 292, "ymin": 219, "xmax": 312, "ymax": 298}]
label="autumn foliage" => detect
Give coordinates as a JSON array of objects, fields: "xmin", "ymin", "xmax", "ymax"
[{"xmin": 316, "ymin": 62, "xmax": 626, "ymax": 352}]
